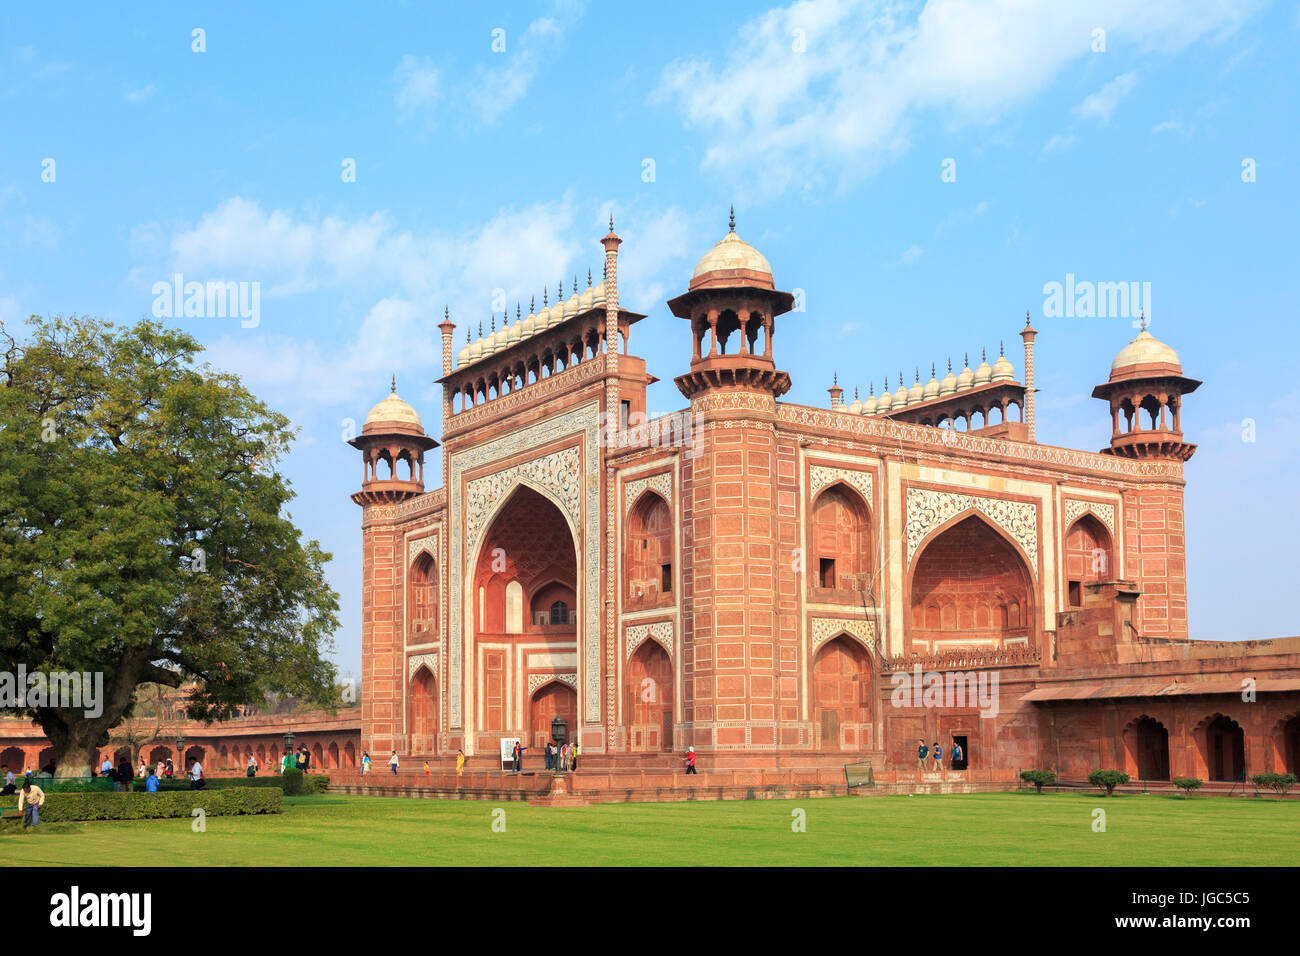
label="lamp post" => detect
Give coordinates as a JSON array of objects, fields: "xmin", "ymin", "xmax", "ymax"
[
  {"xmin": 176, "ymin": 735, "xmax": 186, "ymax": 781},
  {"xmin": 283, "ymin": 730, "xmax": 295, "ymax": 773},
  {"xmin": 551, "ymin": 716, "xmax": 567, "ymax": 774}
]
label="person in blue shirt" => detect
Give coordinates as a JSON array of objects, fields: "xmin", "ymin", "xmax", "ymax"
[
  {"xmin": 916, "ymin": 739, "xmax": 928, "ymax": 770},
  {"xmin": 931, "ymin": 740, "xmax": 943, "ymax": 771},
  {"xmin": 145, "ymin": 768, "xmax": 159, "ymax": 792},
  {"xmin": 950, "ymin": 738, "xmax": 964, "ymax": 770}
]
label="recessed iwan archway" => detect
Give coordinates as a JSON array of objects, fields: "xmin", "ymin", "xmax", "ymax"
[
  {"xmin": 907, "ymin": 513, "xmax": 1035, "ymax": 654},
  {"xmin": 471, "ymin": 484, "xmax": 579, "ymax": 751}
]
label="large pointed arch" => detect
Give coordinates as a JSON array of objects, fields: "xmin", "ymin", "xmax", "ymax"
[{"xmin": 906, "ymin": 510, "xmax": 1036, "ymax": 654}]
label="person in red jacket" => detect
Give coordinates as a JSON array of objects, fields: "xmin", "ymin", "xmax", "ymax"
[{"xmin": 684, "ymin": 746, "xmax": 697, "ymax": 774}]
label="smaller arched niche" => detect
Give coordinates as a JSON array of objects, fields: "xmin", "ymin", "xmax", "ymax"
[
  {"xmin": 408, "ymin": 550, "xmax": 438, "ymax": 643},
  {"xmin": 809, "ymin": 484, "xmax": 872, "ymax": 601},
  {"xmin": 625, "ymin": 492, "xmax": 673, "ymax": 609},
  {"xmin": 1064, "ymin": 513, "xmax": 1113, "ymax": 608}
]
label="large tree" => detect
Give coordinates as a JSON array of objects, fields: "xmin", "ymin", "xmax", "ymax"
[{"xmin": 0, "ymin": 315, "xmax": 339, "ymax": 775}]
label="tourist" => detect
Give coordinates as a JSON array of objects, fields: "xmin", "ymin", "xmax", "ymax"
[
  {"xmin": 362, "ymin": 751, "xmax": 372, "ymax": 775},
  {"xmin": 100, "ymin": 755, "xmax": 113, "ymax": 780},
  {"xmin": 931, "ymin": 741, "xmax": 943, "ymax": 772},
  {"xmin": 423, "ymin": 760, "xmax": 430, "ymax": 777},
  {"xmin": 300, "ymin": 747, "xmax": 311, "ymax": 773},
  {"xmin": 164, "ymin": 757, "xmax": 174, "ymax": 779},
  {"xmin": 951, "ymin": 737, "xmax": 963, "ymax": 770},
  {"xmin": 137, "ymin": 757, "xmax": 147, "ymax": 779},
  {"xmin": 389, "ymin": 750, "xmax": 399, "ymax": 775},
  {"xmin": 545, "ymin": 740, "xmax": 554, "ymax": 771},
  {"xmin": 916, "ymin": 739, "xmax": 928, "ymax": 771},
  {"xmin": 247, "ymin": 751, "xmax": 258, "ymax": 777},
  {"xmin": 145, "ymin": 767, "xmax": 159, "ymax": 793},
  {"xmin": 512, "ymin": 741, "xmax": 522, "ymax": 774},
  {"xmin": 18, "ymin": 779, "xmax": 45, "ymax": 829},
  {"xmin": 1, "ymin": 764, "xmax": 15, "ymax": 795},
  {"xmin": 190, "ymin": 757, "xmax": 204, "ymax": 790},
  {"xmin": 118, "ymin": 758, "xmax": 134, "ymax": 792},
  {"xmin": 572, "ymin": 739, "xmax": 579, "ymax": 771},
  {"xmin": 456, "ymin": 749, "xmax": 465, "ymax": 777},
  {"xmin": 684, "ymin": 746, "xmax": 697, "ymax": 775}
]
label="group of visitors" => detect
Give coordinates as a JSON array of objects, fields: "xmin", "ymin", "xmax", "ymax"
[
  {"xmin": 542, "ymin": 739, "xmax": 579, "ymax": 772},
  {"xmin": 277, "ymin": 746, "xmax": 313, "ymax": 774},
  {"xmin": 916, "ymin": 738, "xmax": 964, "ymax": 771}
]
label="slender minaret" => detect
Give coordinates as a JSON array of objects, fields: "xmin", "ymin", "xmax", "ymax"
[
  {"xmin": 601, "ymin": 213, "xmax": 622, "ymax": 744},
  {"xmin": 1020, "ymin": 311, "xmax": 1037, "ymax": 442},
  {"xmin": 828, "ymin": 372, "xmax": 843, "ymax": 408}
]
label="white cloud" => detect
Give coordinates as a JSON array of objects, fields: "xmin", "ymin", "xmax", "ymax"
[
  {"xmin": 895, "ymin": 244, "xmax": 924, "ymax": 265},
  {"xmin": 393, "ymin": 55, "xmax": 440, "ymax": 123},
  {"xmin": 653, "ymin": 0, "xmax": 1260, "ymax": 199},
  {"xmin": 142, "ymin": 194, "xmax": 697, "ymax": 411},
  {"xmin": 1072, "ymin": 72, "xmax": 1138, "ymax": 124},
  {"xmin": 125, "ymin": 83, "xmax": 155, "ymax": 104},
  {"xmin": 1042, "ymin": 132, "xmax": 1076, "ymax": 154},
  {"xmin": 469, "ymin": 16, "xmax": 565, "ymax": 124}
]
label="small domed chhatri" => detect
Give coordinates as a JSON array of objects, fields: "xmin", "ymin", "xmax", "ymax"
[
  {"xmin": 363, "ymin": 382, "xmax": 424, "ymax": 434},
  {"xmin": 1110, "ymin": 323, "xmax": 1181, "ymax": 377},
  {"xmin": 688, "ymin": 206, "xmax": 775, "ymax": 291}
]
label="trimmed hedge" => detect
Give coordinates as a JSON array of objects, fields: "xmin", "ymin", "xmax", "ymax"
[
  {"xmin": 1020, "ymin": 769, "xmax": 1057, "ymax": 793},
  {"xmin": 1, "ymin": 787, "xmax": 281, "ymax": 825},
  {"xmin": 132, "ymin": 773, "xmax": 329, "ymax": 794}
]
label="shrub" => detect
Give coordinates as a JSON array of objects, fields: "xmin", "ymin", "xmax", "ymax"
[
  {"xmin": 0, "ymin": 787, "xmax": 281, "ymax": 828},
  {"xmin": 1171, "ymin": 777, "xmax": 1202, "ymax": 797},
  {"xmin": 1088, "ymin": 769, "xmax": 1131, "ymax": 796},
  {"xmin": 280, "ymin": 767, "xmax": 304, "ymax": 795},
  {"xmin": 1252, "ymin": 772, "xmax": 1297, "ymax": 797},
  {"xmin": 1020, "ymin": 769, "xmax": 1057, "ymax": 793},
  {"xmin": 141, "ymin": 774, "xmax": 329, "ymax": 794}
]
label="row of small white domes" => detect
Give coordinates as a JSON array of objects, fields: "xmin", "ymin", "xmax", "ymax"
[
  {"xmin": 456, "ymin": 280, "xmax": 609, "ymax": 369},
  {"xmin": 844, "ymin": 351, "xmax": 1014, "ymax": 415}
]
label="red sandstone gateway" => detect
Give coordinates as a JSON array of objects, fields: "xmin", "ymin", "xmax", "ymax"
[
  {"xmin": 5, "ymin": 215, "xmax": 1297, "ymax": 791},
  {"xmin": 338, "ymin": 212, "xmax": 1300, "ymax": 789}
]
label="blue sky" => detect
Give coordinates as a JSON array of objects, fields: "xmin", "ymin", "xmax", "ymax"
[{"xmin": 3, "ymin": 1, "xmax": 1297, "ymax": 677}]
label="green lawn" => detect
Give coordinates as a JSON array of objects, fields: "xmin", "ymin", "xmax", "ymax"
[{"xmin": 2, "ymin": 791, "xmax": 1296, "ymax": 866}]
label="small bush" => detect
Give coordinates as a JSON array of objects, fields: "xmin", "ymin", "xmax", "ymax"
[
  {"xmin": 281, "ymin": 767, "xmax": 304, "ymax": 795},
  {"xmin": 1020, "ymin": 769, "xmax": 1057, "ymax": 793},
  {"xmin": 1252, "ymin": 772, "xmax": 1297, "ymax": 797},
  {"xmin": 140, "ymin": 774, "xmax": 329, "ymax": 794},
  {"xmin": 1088, "ymin": 769, "xmax": 1131, "ymax": 796},
  {"xmin": 0, "ymin": 787, "xmax": 281, "ymax": 827},
  {"xmin": 1171, "ymin": 777, "xmax": 1202, "ymax": 797}
]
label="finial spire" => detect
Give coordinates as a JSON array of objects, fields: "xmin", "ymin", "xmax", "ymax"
[
  {"xmin": 490, "ymin": 314, "xmax": 495, "ymax": 332},
  {"xmin": 573, "ymin": 275, "xmax": 578, "ymax": 295},
  {"xmin": 869, "ymin": 381, "xmax": 874, "ymax": 396},
  {"xmin": 1000, "ymin": 340, "xmax": 1004, "ymax": 356},
  {"xmin": 609, "ymin": 212, "xmax": 614, "ymax": 231},
  {"xmin": 948, "ymin": 357, "xmax": 952, "ymax": 372},
  {"xmin": 530, "ymin": 295, "xmax": 535, "ymax": 313},
  {"xmin": 729, "ymin": 204, "xmax": 735, "ymax": 232},
  {"xmin": 931, "ymin": 362, "xmax": 936, "ymax": 377},
  {"xmin": 391, "ymin": 373, "xmax": 396, "ymax": 393},
  {"xmin": 964, "ymin": 352, "xmax": 969, "ymax": 367},
  {"xmin": 587, "ymin": 268, "xmax": 592, "ymax": 288},
  {"xmin": 1140, "ymin": 309, "xmax": 1148, "ymax": 331},
  {"xmin": 478, "ymin": 320, "xmax": 483, "ymax": 337},
  {"xmin": 517, "ymin": 303, "xmax": 521, "ymax": 321},
  {"xmin": 543, "ymin": 288, "xmax": 548, "ymax": 307},
  {"xmin": 1025, "ymin": 309, "xmax": 1032, "ymax": 328},
  {"xmin": 833, "ymin": 371, "xmax": 838, "ymax": 386},
  {"xmin": 854, "ymin": 386, "xmax": 859, "ymax": 400},
  {"xmin": 444, "ymin": 304, "xmax": 449, "ymax": 321},
  {"xmin": 915, "ymin": 367, "xmax": 920, "ymax": 383},
  {"xmin": 982, "ymin": 347, "xmax": 986, "ymax": 361}
]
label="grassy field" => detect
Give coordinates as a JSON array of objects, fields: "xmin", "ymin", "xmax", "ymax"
[{"xmin": 1, "ymin": 791, "xmax": 1296, "ymax": 866}]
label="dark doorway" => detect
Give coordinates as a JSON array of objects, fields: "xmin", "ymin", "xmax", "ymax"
[
  {"xmin": 951, "ymin": 735, "xmax": 969, "ymax": 770},
  {"xmin": 1205, "ymin": 716, "xmax": 1245, "ymax": 781},
  {"xmin": 1135, "ymin": 717, "xmax": 1170, "ymax": 780}
]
